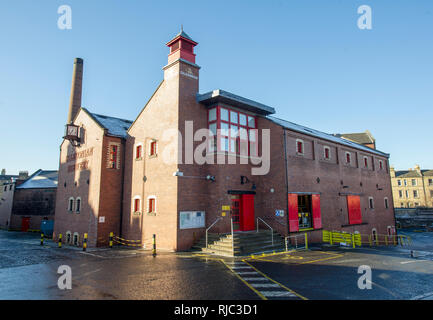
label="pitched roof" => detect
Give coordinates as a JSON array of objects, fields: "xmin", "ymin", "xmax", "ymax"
[
  {"xmin": 82, "ymin": 108, "xmax": 133, "ymax": 138},
  {"xmin": 395, "ymin": 170, "xmax": 433, "ymax": 178},
  {"xmin": 267, "ymin": 116, "xmax": 389, "ymax": 157},
  {"xmin": 334, "ymin": 131, "xmax": 375, "ymax": 145},
  {"xmin": 16, "ymin": 170, "xmax": 58, "ymax": 189}
]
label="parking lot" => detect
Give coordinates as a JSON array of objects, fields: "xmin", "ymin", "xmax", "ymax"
[{"xmin": 0, "ymin": 229, "xmax": 432, "ymax": 300}]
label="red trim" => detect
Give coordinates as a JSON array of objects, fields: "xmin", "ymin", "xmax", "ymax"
[
  {"xmin": 240, "ymin": 194, "xmax": 255, "ymax": 231},
  {"xmin": 288, "ymin": 193, "xmax": 299, "ymax": 232},
  {"xmin": 347, "ymin": 195, "xmax": 362, "ymax": 224},
  {"xmin": 312, "ymin": 194, "xmax": 322, "ymax": 229}
]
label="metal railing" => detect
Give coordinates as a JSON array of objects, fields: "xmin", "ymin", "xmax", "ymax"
[
  {"xmin": 257, "ymin": 217, "xmax": 273, "ymax": 246},
  {"xmin": 206, "ymin": 217, "xmax": 223, "ymax": 248}
]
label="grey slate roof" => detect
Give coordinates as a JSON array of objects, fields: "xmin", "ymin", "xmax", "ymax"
[
  {"xmin": 82, "ymin": 108, "xmax": 133, "ymax": 138},
  {"xmin": 267, "ymin": 116, "xmax": 389, "ymax": 157},
  {"xmin": 197, "ymin": 89, "xmax": 276, "ymax": 116},
  {"xmin": 16, "ymin": 170, "xmax": 58, "ymax": 189},
  {"xmin": 395, "ymin": 170, "xmax": 433, "ymax": 178}
]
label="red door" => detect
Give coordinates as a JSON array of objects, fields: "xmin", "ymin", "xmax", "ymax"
[
  {"xmin": 240, "ymin": 194, "xmax": 255, "ymax": 231},
  {"xmin": 347, "ymin": 195, "xmax": 362, "ymax": 225},
  {"xmin": 21, "ymin": 217, "xmax": 30, "ymax": 232},
  {"xmin": 231, "ymin": 197, "xmax": 241, "ymax": 231}
]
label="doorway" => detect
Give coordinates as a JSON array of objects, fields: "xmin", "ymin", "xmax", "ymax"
[
  {"xmin": 230, "ymin": 193, "xmax": 255, "ymax": 232},
  {"xmin": 21, "ymin": 217, "xmax": 30, "ymax": 232}
]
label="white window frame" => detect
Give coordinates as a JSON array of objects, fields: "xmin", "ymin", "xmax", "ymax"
[
  {"xmin": 413, "ymin": 190, "xmax": 419, "ymax": 198},
  {"xmin": 345, "ymin": 152, "xmax": 351, "ymax": 164},
  {"xmin": 368, "ymin": 197, "xmax": 374, "ymax": 209},
  {"xmin": 66, "ymin": 231, "xmax": 72, "ymax": 244},
  {"xmin": 363, "ymin": 156, "xmax": 368, "ymax": 168},
  {"xmin": 149, "ymin": 139, "xmax": 158, "ymax": 156},
  {"xmin": 403, "ymin": 179, "xmax": 407, "ymax": 186},
  {"xmin": 75, "ymin": 197, "xmax": 81, "ymax": 213},
  {"xmin": 398, "ymin": 190, "xmax": 403, "ymax": 198},
  {"xmin": 68, "ymin": 197, "xmax": 74, "ymax": 212},
  {"xmin": 371, "ymin": 228, "xmax": 378, "ymax": 243},
  {"xmin": 296, "ymin": 139, "xmax": 304, "ymax": 155},
  {"xmin": 73, "ymin": 232, "xmax": 80, "ymax": 246},
  {"xmin": 323, "ymin": 146, "xmax": 331, "ymax": 160},
  {"xmin": 132, "ymin": 195, "xmax": 141, "ymax": 213},
  {"xmin": 147, "ymin": 195, "xmax": 157, "ymax": 213},
  {"xmin": 405, "ymin": 190, "xmax": 409, "ymax": 198}
]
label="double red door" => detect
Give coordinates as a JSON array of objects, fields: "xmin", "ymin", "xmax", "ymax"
[
  {"xmin": 21, "ymin": 217, "xmax": 30, "ymax": 232},
  {"xmin": 231, "ymin": 194, "xmax": 255, "ymax": 231}
]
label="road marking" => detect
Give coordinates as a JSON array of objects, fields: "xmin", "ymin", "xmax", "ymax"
[
  {"xmin": 231, "ymin": 266, "xmax": 253, "ymax": 269},
  {"xmin": 236, "ymin": 271, "xmax": 259, "ymax": 275},
  {"xmin": 411, "ymin": 292, "xmax": 433, "ymax": 300},
  {"xmin": 251, "ymin": 283, "xmax": 280, "ymax": 288},
  {"xmin": 400, "ymin": 260, "xmax": 428, "ymax": 264},
  {"xmin": 242, "ymin": 277, "xmax": 269, "ymax": 281},
  {"xmin": 261, "ymin": 291, "xmax": 296, "ymax": 297}
]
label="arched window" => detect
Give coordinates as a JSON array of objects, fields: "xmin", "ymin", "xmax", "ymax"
[
  {"xmin": 75, "ymin": 197, "xmax": 81, "ymax": 213},
  {"xmin": 363, "ymin": 156, "xmax": 368, "ymax": 168},
  {"xmin": 68, "ymin": 197, "xmax": 74, "ymax": 212},
  {"xmin": 66, "ymin": 231, "xmax": 72, "ymax": 244},
  {"xmin": 384, "ymin": 197, "xmax": 389, "ymax": 209},
  {"xmin": 73, "ymin": 232, "xmax": 80, "ymax": 246},
  {"xmin": 135, "ymin": 143, "xmax": 143, "ymax": 160},
  {"xmin": 372, "ymin": 229, "xmax": 378, "ymax": 244},
  {"xmin": 368, "ymin": 197, "xmax": 374, "ymax": 209},
  {"xmin": 296, "ymin": 139, "xmax": 304, "ymax": 155}
]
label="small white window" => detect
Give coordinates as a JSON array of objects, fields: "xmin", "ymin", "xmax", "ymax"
[
  {"xmin": 147, "ymin": 196, "xmax": 157, "ymax": 214},
  {"xmin": 413, "ymin": 190, "xmax": 419, "ymax": 198},
  {"xmin": 132, "ymin": 196, "xmax": 141, "ymax": 213},
  {"xmin": 405, "ymin": 190, "xmax": 409, "ymax": 198},
  {"xmin": 73, "ymin": 232, "xmax": 80, "ymax": 246},
  {"xmin": 363, "ymin": 156, "xmax": 368, "ymax": 168},
  {"xmin": 368, "ymin": 197, "xmax": 374, "ymax": 209},
  {"xmin": 403, "ymin": 179, "xmax": 407, "ymax": 186},
  {"xmin": 230, "ymin": 111, "xmax": 238, "ymax": 124},
  {"xmin": 239, "ymin": 114, "xmax": 247, "ymax": 126},
  {"xmin": 135, "ymin": 143, "xmax": 143, "ymax": 159},
  {"xmin": 75, "ymin": 197, "xmax": 81, "ymax": 213},
  {"xmin": 323, "ymin": 146, "xmax": 331, "ymax": 160},
  {"xmin": 248, "ymin": 116, "xmax": 255, "ymax": 128},
  {"xmin": 296, "ymin": 139, "xmax": 304, "ymax": 155},
  {"xmin": 68, "ymin": 197, "xmax": 74, "ymax": 212}
]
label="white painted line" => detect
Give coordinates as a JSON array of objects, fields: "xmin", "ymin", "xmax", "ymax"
[
  {"xmin": 400, "ymin": 260, "xmax": 428, "ymax": 264},
  {"xmin": 231, "ymin": 266, "xmax": 252, "ymax": 269},
  {"xmin": 410, "ymin": 292, "xmax": 433, "ymax": 300},
  {"xmin": 261, "ymin": 291, "xmax": 296, "ymax": 297},
  {"xmin": 236, "ymin": 272, "xmax": 259, "ymax": 275},
  {"xmin": 242, "ymin": 277, "xmax": 269, "ymax": 281},
  {"xmin": 251, "ymin": 283, "xmax": 280, "ymax": 288}
]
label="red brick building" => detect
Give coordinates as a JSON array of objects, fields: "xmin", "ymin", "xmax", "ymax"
[{"xmin": 54, "ymin": 30, "xmax": 395, "ymax": 251}]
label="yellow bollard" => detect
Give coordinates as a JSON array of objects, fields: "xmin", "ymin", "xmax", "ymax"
[
  {"xmin": 109, "ymin": 232, "xmax": 113, "ymax": 248},
  {"xmin": 368, "ymin": 235, "xmax": 372, "ymax": 247},
  {"xmin": 330, "ymin": 232, "xmax": 333, "ymax": 245},
  {"xmin": 352, "ymin": 233, "xmax": 355, "ymax": 248},
  {"xmin": 40, "ymin": 233, "xmax": 44, "ymax": 246},
  {"xmin": 83, "ymin": 233, "xmax": 88, "ymax": 251},
  {"xmin": 385, "ymin": 236, "xmax": 388, "ymax": 246},
  {"xmin": 152, "ymin": 234, "xmax": 157, "ymax": 257},
  {"xmin": 393, "ymin": 235, "xmax": 397, "ymax": 245},
  {"xmin": 304, "ymin": 233, "xmax": 308, "ymax": 250},
  {"xmin": 58, "ymin": 234, "xmax": 62, "ymax": 248}
]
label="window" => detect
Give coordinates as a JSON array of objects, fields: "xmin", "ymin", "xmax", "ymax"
[
  {"xmin": 288, "ymin": 193, "xmax": 321, "ymax": 231},
  {"xmin": 298, "ymin": 195, "xmax": 312, "ymax": 229},
  {"xmin": 148, "ymin": 196, "xmax": 156, "ymax": 213},
  {"xmin": 429, "ymin": 179, "xmax": 433, "ymax": 186},
  {"xmin": 133, "ymin": 196, "xmax": 141, "ymax": 213},
  {"xmin": 398, "ymin": 190, "xmax": 403, "ymax": 198},
  {"xmin": 135, "ymin": 144, "xmax": 142, "ymax": 159},
  {"xmin": 9, "ymin": 185, "xmax": 12, "ymax": 191},
  {"xmin": 296, "ymin": 139, "xmax": 304, "ymax": 155},
  {"xmin": 411, "ymin": 179, "xmax": 417, "ymax": 186},
  {"xmin": 379, "ymin": 160, "xmax": 383, "ymax": 170},
  {"xmin": 403, "ymin": 179, "xmax": 407, "ymax": 186},
  {"xmin": 75, "ymin": 197, "xmax": 81, "ymax": 213},
  {"xmin": 397, "ymin": 180, "xmax": 402, "ymax": 186},
  {"xmin": 345, "ymin": 152, "xmax": 351, "ymax": 164},
  {"xmin": 208, "ymin": 106, "xmax": 257, "ymax": 156},
  {"xmin": 3, "ymin": 186, "xmax": 6, "ymax": 192},
  {"xmin": 324, "ymin": 146, "xmax": 330, "ymax": 160},
  {"xmin": 369, "ymin": 197, "xmax": 374, "ymax": 209},
  {"xmin": 73, "ymin": 233, "xmax": 79, "ymax": 246},
  {"xmin": 109, "ymin": 145, "xmax": 118, "ymax": 169},
  {"xmin": 384, "ymin": 197, "xmax": 389, "ymax": 209},
  {"xmin": 363, "ymin": 157, "xmax": 368, "ymax": 168},
  {"xmin": 66, "ymin": 231, "xmax": 72, "ymax": 244},
  {"xmin": 413, "ymin": 190, "xmax": 419, "ymax": 198},
  {"xmin": 414, "ymin": 202, "xmax": 419, "ymax": 207},
  {"xmin": 405, "ymin": 190, "xmax": 409, "ymax": 198},
  {"xmin": 68, "ymin": 197, "xmax": 74, "ymax": 212},
  {"xmin": 149, "ymin": 140, "xmax": 157, "ymax": 156}
]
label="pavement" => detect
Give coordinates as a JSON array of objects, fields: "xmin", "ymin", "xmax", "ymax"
[{"xmin": 0, "ymin": 229, "xmax": 432, "ymax": 300}]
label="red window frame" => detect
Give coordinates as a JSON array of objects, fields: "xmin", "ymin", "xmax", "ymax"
[
  {"xmin": 136, "ymin": 145, "xmax": 142, "ymax": 159},
  {"xmin": 207, "ymin": 106, "xmax": 257, "ymax": 156},
  {"xmin": 134, "ymin": 198, "xmax": 140, "ymax": 213},
  {"xmin": 148, "ymin": 198, "xmax": 155, "ymax": 213},
  {"xmin": 110, "ymin": 145, "xmax": 118, "ymax": 169},
  {"xmin": 150, "ymin": 141, "xmax": 157, "ymax": 156},
  {"xmin": 379, "ymin": 160, "xmax": 383, "ymax": 170}
]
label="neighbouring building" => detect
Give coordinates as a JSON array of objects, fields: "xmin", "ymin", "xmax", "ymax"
[
  {"xmin": 4, "ymin": 170, "xmax": 58, "ymax": 231},
  {"xmin": 54, "ymin": 30, "xmax": 395, "ymax": 251},
  {"xmin": 390, "ymin": 165, "xmax": 433, "ymax": 208},
  {"xmin": 334, "ymin": 131, "xmax": 376, "ymax": 150},
  {"xmin": 0, "ymin": 169, "xmax": 28, "ymax": 199}
]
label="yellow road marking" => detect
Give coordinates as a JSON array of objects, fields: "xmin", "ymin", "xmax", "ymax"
[
  {"xmin": 299, "ymin": 253, "xmax": 344, "ymax": 265},
  {"xmin": 242, "ymin": 259, "xmax": 308, "ymax": 300}
]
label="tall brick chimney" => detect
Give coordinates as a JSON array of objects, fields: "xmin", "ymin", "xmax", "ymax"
[{"xmin": 67, "ymin": 58, "xmax": 84, "ymax": 123}]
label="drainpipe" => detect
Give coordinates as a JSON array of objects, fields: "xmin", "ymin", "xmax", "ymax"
[{"xmin": 283, "ymin": 129, "xmax": 289, "ymax": 234}]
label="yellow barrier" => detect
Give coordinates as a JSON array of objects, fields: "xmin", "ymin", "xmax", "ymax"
[
  {"xmin": 112, "ymin": 234, "xmax": 142, "ymax": 247},
  {"xmin": 323, "ymin": 230, "xmax": 411, "ymax": 248}
]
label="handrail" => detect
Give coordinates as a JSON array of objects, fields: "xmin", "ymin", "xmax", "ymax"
[
  {"xmin": 206, "ymin": 217, "xmax": 223, "ymax": 248},
  {"xmin": 231, "ymin": 218, "xmax": 234, "ymax": 254},
  {"xmin": 257, "ymin": 217, "xmax": 273, "ymax": 245}
]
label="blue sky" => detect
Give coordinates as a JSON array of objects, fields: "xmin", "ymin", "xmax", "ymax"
[{"xmin": 0, "ymin": 0, "xmax": 432, "ymax": 175}]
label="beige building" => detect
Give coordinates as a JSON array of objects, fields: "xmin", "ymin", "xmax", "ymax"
[{"xmin": 390, "ymin": 165, "xmax": 433, "ymax": 208}]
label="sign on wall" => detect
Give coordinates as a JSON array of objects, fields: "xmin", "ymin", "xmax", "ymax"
[
  {"xmin": 275, "ymin": 210, "xmax": 285, "ymax": 217},
  {"xmin": 179, "ymin": 211, "xmax": 205, "ymax": 229}
]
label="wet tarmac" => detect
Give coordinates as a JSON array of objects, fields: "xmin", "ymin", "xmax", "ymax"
[{"xmin": 1, "ymin": 229, "xmax": 433, "ymax": 300}]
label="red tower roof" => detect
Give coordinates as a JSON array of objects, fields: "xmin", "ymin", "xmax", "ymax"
[{"xmin": 166, "ymin": 28, "xmax": 198, "ymax": 64}]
